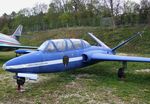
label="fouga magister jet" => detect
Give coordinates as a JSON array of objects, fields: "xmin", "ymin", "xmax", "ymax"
[
  {"xmin": 0, "ymin": 25, "xmax": 36, "ymax": 51},
  {"xmin": 2, "ymin": 32, "xmax": 150, "ymax": 88}
]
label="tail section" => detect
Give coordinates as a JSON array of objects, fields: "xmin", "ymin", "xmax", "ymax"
[
  {"xmin": 88, "ymin": 31, "xmax": 144, "ymax": 52},
  {"xmin": 88, "ymin": 32, "xmax": 111, "ymax": 49},
  {"xmin": 12, "ymin": 25, "xmax": 23, "ymax": 41},
  {"xmin": 112, "ymin": 31, "xmax": 144, "ymax": 52}
]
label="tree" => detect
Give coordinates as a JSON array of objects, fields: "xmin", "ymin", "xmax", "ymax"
[
  {"xmin": 139, "ymin": 0, "xmax": 150, "ymax": 24},
  {"xmin": 59, "ymin": 12, "xmax": 72, "ymax": 27},
  {"xmin": 1, "ymin": 24, "xmax": 9, "ymax": 34},
  {"xmin": 103, "ymin": 0, "xmax": 123, "ymax": 28},
  {"xmin": 32, "ymin": 3, "xmax": 48, "ymax": 15},
  {"xmin": 122, "ymin": 0, "xmax": 140, "ymax": 25}
]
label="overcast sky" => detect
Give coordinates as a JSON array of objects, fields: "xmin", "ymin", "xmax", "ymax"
[
  {"xmin": 0, "ymin": 0, "xmax": 140, "ymax": 16},
  {"xmin": 0, "ymin": 0, "xmax": 51, "ymax": 16}
]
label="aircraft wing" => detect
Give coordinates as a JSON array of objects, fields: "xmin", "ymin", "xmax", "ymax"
[
  {"xmin": 91, "ymin": 53, "xmax": 150, "ymax": 62},
  {"xmin": 0, "ymin": 44, "xmax": 37, "ymax": 49}
]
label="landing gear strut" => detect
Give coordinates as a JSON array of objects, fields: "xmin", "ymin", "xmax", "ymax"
[
  {"xmin": 16, "ymin": 76, "xmax": 25, "ymax": 92},
  {"xmin": 15, "ymin": 53, "xmax": 21, "ymax": 57},
  {"xmin": 117, "ymin": 61, "xmax": 127, "ymax": 80},
  {"xmin": 16, "ymin": 53, "xmax": 18, "ymax": 57},
  {"xmin": 15, "ymin": 51, "xmax": 18, "ymax": 57}
]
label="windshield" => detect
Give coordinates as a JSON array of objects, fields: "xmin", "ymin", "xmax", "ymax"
[
  {"xmin": 38, "ymin": 41, "xmax": 49, "ymax": 51},
  {"xmin": 46, "ymin": 42, "xmax": 56, "ymax": 52}
]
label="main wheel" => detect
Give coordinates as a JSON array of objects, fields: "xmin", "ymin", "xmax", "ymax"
[{"xmin": 117, "ymin": 67, "xmax": 125, "ymax": 79}]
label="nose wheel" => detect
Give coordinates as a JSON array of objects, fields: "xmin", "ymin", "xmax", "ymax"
[{"xmin": 16, "ymin": 77, "xmax": 26, "ymax": 92}]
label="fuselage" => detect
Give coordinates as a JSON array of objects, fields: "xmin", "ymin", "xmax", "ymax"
[
  {"xmin": 3, "ymin": 39, "xmax": 113, "ymax": 73},
  {"xmin": 0, "ymin": 33, "xmax": 20, "ymax": 51}
]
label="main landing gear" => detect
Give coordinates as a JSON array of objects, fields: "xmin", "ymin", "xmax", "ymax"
[
  {"xmin": 16, "ymin": 53, "xmax": 18, "ymax": 57},
  {"xmin": 117, "ymin": 61, "xmax": 127, "ymax": 80},
  {"xmin": 14, "ymin": 74, "xmax": 26, "ymax": 92},
  {"xmin": 15, "ymin": 53, "xmax": 21, "ymax": 57}
]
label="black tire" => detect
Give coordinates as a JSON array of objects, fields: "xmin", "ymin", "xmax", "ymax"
[
  {"xmin": 118, "ymin": 67, "xmax": 125, "ymax": 79},
  {"xmin": 16, "ymin": 77, "xmax": 25, "ymax": 86}
]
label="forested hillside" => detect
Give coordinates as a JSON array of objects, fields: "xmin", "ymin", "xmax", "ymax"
[
  {"xmin": 0, "ymin": 0, "xmax": 149, "ymax": 53},
  {"xmin": 20, "ymin": 26, "xmax": 150, "ymax": 54},
  {"xmin": 0, "ymin": 0, "xmax": 150, "ymax": 33}
]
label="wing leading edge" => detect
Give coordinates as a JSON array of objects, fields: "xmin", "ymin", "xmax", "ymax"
[
  {"xmin": 0, "ymin": 44, "xmax": 37, "ymax": 49},
  {"xmin": 91, "ymin": 53, "xmax": 150, "ymax": 62}
]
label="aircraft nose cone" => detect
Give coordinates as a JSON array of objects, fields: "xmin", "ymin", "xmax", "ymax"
[
  {"xmin": 2, "ymin": 61, "xmax": 18, "ymax": 71},
  {"xmin": 3, "ymin": 51, "xmax": 43, "ymax": 73},
  {"xmin": 2, "ymin": 60, "xmax": 17, "ymax": 72},
  {"xmin": 2, "ymin": 63, "xmax": 6, "ymax": 70}
]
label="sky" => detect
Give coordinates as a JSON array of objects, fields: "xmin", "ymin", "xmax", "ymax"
[
  {"xmin": 0, "ymin": 0, "xmax": 51, "ymax": 16},
  {"xmin": 0, "ymin": 0, "xmax": 140, "ymax": 16}
]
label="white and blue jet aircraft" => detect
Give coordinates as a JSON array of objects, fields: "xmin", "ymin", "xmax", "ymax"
[{"xmin": 2, "ymin": 32, "xmax": 150, "ymax": 88}]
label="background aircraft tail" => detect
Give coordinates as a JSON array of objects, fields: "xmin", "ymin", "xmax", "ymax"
[{"xmin": 12, "ymin": 25, "xmax": 23, "ymax": 41}]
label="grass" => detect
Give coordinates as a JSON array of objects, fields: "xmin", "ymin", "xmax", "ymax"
[
  {"xmin": 0, "ymin": 53, "xmax": 149, "ymax": 104},
  {"xmin": 0, "ymin": 26, "xmax": 149, "ymax": 103}
]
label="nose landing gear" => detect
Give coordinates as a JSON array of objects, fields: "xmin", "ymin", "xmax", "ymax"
[{"xmin": 14, "ymin": 75, "xmax": 26, "ymax": 92}]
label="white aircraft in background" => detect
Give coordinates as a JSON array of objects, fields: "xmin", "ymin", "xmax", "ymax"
[{"xmin": 0, "ymin": 25, "xmax": 36, "ymax": 51}]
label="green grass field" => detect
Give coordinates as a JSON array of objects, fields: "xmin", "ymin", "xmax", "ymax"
[{"xmin": 0, "ymin": 26, "xmax": 150, "ymax": 104}]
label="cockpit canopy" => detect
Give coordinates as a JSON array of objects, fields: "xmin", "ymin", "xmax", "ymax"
[{"xmin": 38, "ymin": 39, "xmax": 91, "ymax": 52}]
